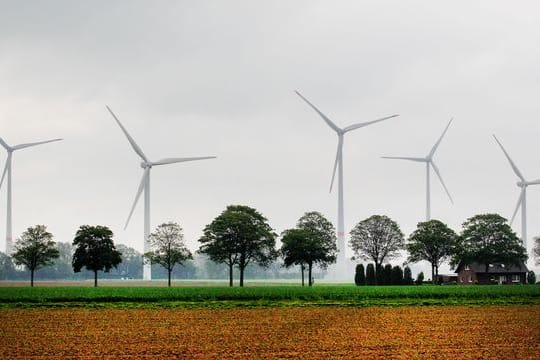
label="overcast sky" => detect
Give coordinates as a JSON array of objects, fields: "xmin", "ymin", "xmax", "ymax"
[{"xmin": 1, "ymin": 1, "xmax": 539, "ymax": 276}]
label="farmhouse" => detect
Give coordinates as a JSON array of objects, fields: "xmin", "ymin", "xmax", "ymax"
[{"xmin": 455, "ymin": 261, "xmax": 528, "ymax": 285}]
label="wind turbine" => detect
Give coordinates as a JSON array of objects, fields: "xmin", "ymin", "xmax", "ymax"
[
  {"xmin": 382, "ymin": 118, "xmax": 453, "ymax": 221},
  {"xmin": 107, "ymin": 106, "xmax": 216, "ymax": 280},
  {"xmin": 493, "ymin": 135, "xmax": 540, "ymax": 248},
  {"xmin": 0, "ymin": 137, "xmax": 62, "ymax": 254},
  {"xmin": 295, "ymin": 90, "xmax": 398, "ymax": 265}
]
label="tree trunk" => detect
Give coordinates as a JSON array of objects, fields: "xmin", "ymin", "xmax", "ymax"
[
  {"xmin": 228, "ymin": 263, "xmax": 233, "ymax": 287},
  {"xmin": 30, "ymin": 269, "xmax": 34, "ymax": 288},
  {"xmin": 94, "ymin": 270, "xmax": 98, "ymax": 287},
  {"xmin": 301, "ymin": 264, "xmax": 305, "ymax": 287},
  {"xmin": 239, "ymin": 264, "xmax": 244, "ymax": 287},
  {"xmin": 431, "ymin": 263, "xmax": 436, "ymax": 285},
  {"xmin": 308, "ymin": 262, "xmax": 313, "ymax": 287},
  {"xmin": 435, "ymin": 265, "xmax": 439, "ymax": 285},
  {"xmin": 168, "ymin": 269, "xmax": 171, "ymax": 287}
]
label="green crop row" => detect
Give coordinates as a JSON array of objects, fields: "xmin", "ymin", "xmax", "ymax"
[{"xmin": 1, "ymin": 285, "xmax": 539, "ymax": 308}]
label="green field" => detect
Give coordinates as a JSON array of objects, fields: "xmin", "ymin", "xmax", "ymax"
[{"xmin": 1, "ymin": 285, "xmax": 539, "ymax": 308}]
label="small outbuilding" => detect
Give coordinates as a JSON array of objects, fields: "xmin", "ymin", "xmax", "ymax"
[
  {"xmin": 455, "ymin": 261, "xmax": 528, "ymax": 285},
  {"xmin": 435, "ymin": 274, "xmax": 458, "ymax": 285}
]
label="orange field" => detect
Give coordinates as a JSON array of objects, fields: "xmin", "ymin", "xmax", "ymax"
[{"xmin": 1, "ymin": 305, "xmax": 539, "ymax": 359}]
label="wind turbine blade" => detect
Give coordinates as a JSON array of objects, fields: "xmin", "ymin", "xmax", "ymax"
[
  {"xmin": 295, "ymin": 90, "xmax": 341, "ymax": 133},
  {"xmin": 342, "ymin": 114, "xmax": 399, "ymax": 133},
  {"xmin": 493, "ymin": 135, "xmax": 525, "ymax": 182},
  {"xmin": 526, "ymin": 179, "xmax": 540, "ymax": 185},
  {"xmin": 0, "ymin": 160, "xmax": 8, "ymax": 191},
  {"xmin": 430, "ymin": 161, "xmax": 454, "ymax": 204},
  {"xmin": 151, "ymin": 156, "xmax": 216, "ymax": 166},
  {"xmin": 381, "ymin": 156, "xmax": 426, "ymax": 162},
  {"xmin": 329, "ymin": 141, "xmax": 341, "ymax": 193},
  {"xmin": 106, "ymin": 105, "xmax": 148, "ymax": 162},
  {"xmin": 124, "ymin": 170, "xmax": 147, "ymax": 230},
  {"xmin": 428, "ymin": 118, "xmax": 453, "ymax": 158},
  {"xmin": 510, "ymin": 189, "xmax": 525, "ymax": 225},
  {"xmin": 0, "ymin": 137, "xmax": 10, "ymax": 150},
  {"xmin": 12, "ymin": 138, "xmax": 62, "ymax": 151}
]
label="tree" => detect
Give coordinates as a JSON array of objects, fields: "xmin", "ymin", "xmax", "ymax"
[
  {"xmin": 281, "ymin": 212, "xmax": 337, "ymax": 287},
  {"xmin": 116, "ymin": 244, "xmax": 143, "ymax": 279},
  {"xmin": 50, "ymin": 242, "xmax": 75, "ymax": 280},
  {"xmin": 391, "ymin": 265, "xmax": 403, "ymax": 285},
  {"xmin": 0, "ymin": 251, "xmax": 17, "ymax": 280},
  {"xmin": 527, "ymin": 271, "xmax": 536, "ymax": 285},
  {"xmin": 534, "ymin": 236, "xmax": 540, "ymax": 265},
  {"xmin": 11, "ymin": 225, "xmax": 59, "ymax": 287},
  {"xmin": 415, "ymin": 271, "xmax": 424, "ymax": 285},
  {"xmin": 366, "ymin": 263, "xmax": 376, "ymax": 285},
  {"xmin": 403, "ymin": 265, "xmax": 414, "ymax": 285},
  {"xmin": 199, "ymin": 205, "xmax": 277, "ymax": 287},
  {"xmin": 280, "ymin": 229, "xmax": 309, "ymax": 286},
  {"xmin": 349, "ymin": 215, "xmax": 404, "ymax": 284},
  {"xmin": 144, "ymin": 222, "xmax": 193, "ymax": 287},
  {"xmin": 451, "ymin": 214, "xmax": 527, "ymax": 273},
  {"xmin": 407, "ymin": 220, "xmax": 458, "ymax": 284},
  {"xmin": 354, "ymin": 264, "xmax": 366, "ymax": 286},
  {"xmin": 72, "ymin": 225, "xmax": 122, "ymax": 287}
]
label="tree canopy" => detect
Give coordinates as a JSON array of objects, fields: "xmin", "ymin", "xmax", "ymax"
[
  {"xmin": 11, "ymin": 225, "xmax": 59, "ymax": 287},
  {"xmin": 144, "ymin": 222, "xmax": 193, "ymax": 287},
  {"xmin": 72, "ymin": 225, "xmax": 122, "ymax": 287},
  {"xmin": 199, "ymin": 205, "xmax": 277, "ymax": 287},
  {"xmin": 451, "ymin": 214, "xmax": 527, "ymax": 273},
  {"xmin": 349, "ymin": 215, "xmax": 404, "ymax": 282},
  {"xmin": 407, "ymin": 219, "xmax": 457, "ymax": 284}
]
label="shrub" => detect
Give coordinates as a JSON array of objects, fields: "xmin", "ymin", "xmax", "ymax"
[
  {"xmin": 382, "ymin": 264, "xmax": 393, "ymax": 285},
  {"xmin": 527, "ymin": 271, "xmax": 536, "ymax": 285},
  {"xmin": 403, "ymin": 266, "xmax": 414, "ymax": 285},
  {"xmin": 415, "ymin": 271, "xmax": 424, "ymax": 285},
  {"xmin": 354, "ymin": 264, "xmax": 366, "ymax": 286},
  {"xmin": 366, "ymin": 264, "xmax": 376, "ymax": 285},
  {"xmin": 391, "ymin": 265, "xmax": 403, "ymax": 285}
]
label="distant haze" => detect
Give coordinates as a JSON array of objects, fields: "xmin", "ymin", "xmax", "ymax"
[{"xmin": 1, "ymin": 1, "xmax": 539, "ymax": 277}]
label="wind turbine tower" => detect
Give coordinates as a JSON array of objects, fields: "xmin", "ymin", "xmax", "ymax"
[
  {"xmin": 382, "ymin": 118, "xmax": 454, "ymax": 221},
  {"xmin": 0, "ymin": 137, "xmax": 62, "ymax": 254},
  {"xmin": 295, "ymin": 91, "xmax": 398, "ymax": 268},
  {"xmin": 493, "ymin": 135, "xmax": 539, "ymax": 248},
  {"xmin": 107, "ymin": 106, "xmax": 216, "ymax": 280}
]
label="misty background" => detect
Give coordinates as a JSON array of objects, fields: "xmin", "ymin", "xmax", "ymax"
[{"xmin": 1, "ymin": 1, "xmax": 539, "ymax": 278}]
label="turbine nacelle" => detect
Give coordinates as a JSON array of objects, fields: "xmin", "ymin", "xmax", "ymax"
[{"xmin": 141, "ymin": 162, "xmax": 152, "ymax": 169}]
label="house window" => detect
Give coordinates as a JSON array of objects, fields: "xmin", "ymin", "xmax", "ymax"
[
  {"xmin": 512, "ymin": 274, "xmax": 520, "ymax": 282},
  {"xmin": 500, "ymin": 275, "xmax": 506, "ymax": 283}
]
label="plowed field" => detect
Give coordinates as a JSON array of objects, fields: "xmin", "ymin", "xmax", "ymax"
[{"xmin": 1, "ymin": 306, "xmax": 539, "ymax": 359}]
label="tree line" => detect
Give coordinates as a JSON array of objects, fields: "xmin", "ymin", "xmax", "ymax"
[{"xmin": 2, "ymin": 204, "xmax": 539, "ymax": 287}]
